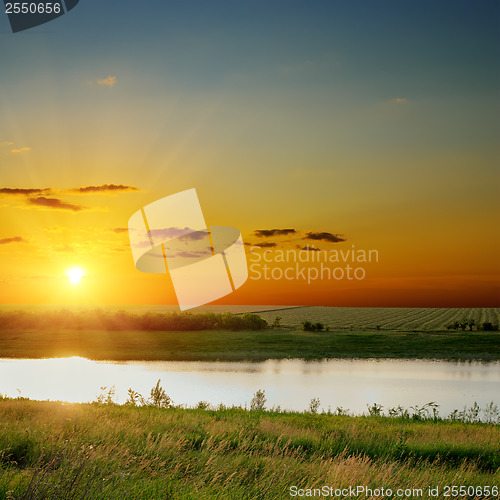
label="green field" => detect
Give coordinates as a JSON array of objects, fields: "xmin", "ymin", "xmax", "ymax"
[
  {"xmin": 0, "ymin": 398, "xmax": 499, "ymax": 499},
  {"xmin": 1, "ymin": 308, "xmax": 499, "ymax": 498},
  {"xmin": 0, "ymin": 328, "xmax": 499, "ymax": 361},
  {"xmin": 1, "ymin": 305, "xmax": 498, "ymax": 331},
  {"xmin": 0, "ymin": 307, "xmax": 498, "ymax": 361}
]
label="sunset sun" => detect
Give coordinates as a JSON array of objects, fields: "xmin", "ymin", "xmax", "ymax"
[{"xmin": 66, "ymin": 267, "xmax": 85, "ymax": 285}]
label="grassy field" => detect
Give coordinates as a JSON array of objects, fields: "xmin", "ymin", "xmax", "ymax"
[
  {"xmin": 0, "ymin": 398, "xmax": 499, "ymax": 499},
  {"xmin": 1, "ymin": 305, "xmax": 498, "ymax": 331},
  {"xmin": 0, "ymin": 307, "xmax": 499, "ymax": 361},
  {"xmin": 0, "ymin": 328, "xmax": 499, "ymax": 361}
]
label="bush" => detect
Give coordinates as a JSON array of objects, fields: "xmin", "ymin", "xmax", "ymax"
[
  {"xmin": 240, "ymin": 313, "xmax": 268, "ymax": 330},
  {"xmin": 302, "ymin": 321, "xmax": 325, "ymax": 332},
  {"xmin": 480, "ymin": 322, "xmax": 498, "ymax": 331},
  {"xmin": 122, "ymin": 380, "xmax": 171, "ymax": 408},
  {"xmin": 250, "ymin": 389, "xmax": 267, "ymax": 411},
  {"xmin": 308, "ymin": 397, "xmax": 320, "ymax": 414}
]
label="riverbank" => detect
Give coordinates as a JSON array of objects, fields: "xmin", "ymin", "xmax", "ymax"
[
  {"xmin": 0, "ymin": 398, "xmax": 498, "ymax": 499},
  {"xmin": 0, "ymin": 328, "xmax": 498, "ymax": 361}
]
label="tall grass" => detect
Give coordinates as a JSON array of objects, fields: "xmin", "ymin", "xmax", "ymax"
[{"xmin": 0, "ymin": 392, "xmax": 499, "ymax": 499}]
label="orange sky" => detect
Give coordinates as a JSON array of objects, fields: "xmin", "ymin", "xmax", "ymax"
[
  {"xmin": 0, "ymin": 181, "xmax": 498, "ymax": 307},
  {"xmin": 0, "ymin": 1, "xmax": 499, "ymax": 307}
]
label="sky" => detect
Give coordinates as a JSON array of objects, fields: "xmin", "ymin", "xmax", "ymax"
[{"xmin": 0, "ymin": 0, "xmax": 499, "ymax": 307}]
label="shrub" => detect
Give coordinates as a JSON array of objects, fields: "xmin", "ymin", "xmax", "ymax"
[
  {"xmin": 367, "ymin": 403, "xmax": 383, "ymax": 416},
  {"xmin": 241, "ymin": 313, "xmax": 268, "ymax": 330},
  {"xmin": 302, "ymin": 321, "xmax": 325, "ymax": 332},
  {"xmin": 480, "ymin": 322, "xmax": 498, "ymax": 331},
  {"xmin": 250, "ymin": 389, "xmax": 267, "ymax": 411},
  {"xmin": 196, "ymin": 401, "xmax": 211, "ymax": 410},
  {"xmin": 147, "ymin": 380, "xmax": 172, "ymax": 408},
  {"xmin": 308, "ymin": 397, "xmax": 320, "ymax": 414}
]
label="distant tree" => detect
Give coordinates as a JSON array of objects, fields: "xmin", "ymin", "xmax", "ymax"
[
  {"xmin": 302, "ymin": 320, "xmax": 314, "ymax": 331},
  {"xmin": 481, "ymin": 322, "xmax": 498, "ymax": 331},
  {"xmin": 302, "ymin": 321, "xmax": 325, "ymax": 332}
]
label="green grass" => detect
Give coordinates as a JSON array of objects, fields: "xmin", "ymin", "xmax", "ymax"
[
  {"xmin": 0, "ymin": 399, "xmax": 498, "ymax": 499},
  {"xmin": 0, "ymin": 327, "xmax": 498, "ymax": 361}
]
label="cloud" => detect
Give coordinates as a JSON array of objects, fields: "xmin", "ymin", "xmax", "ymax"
[
  {"xmin": 0, "ymin": 185, "xmax": 138, "ymax": 213},
  {"xmin": 112, "ymin": 227, "xmax": 129, "ymax": 234},
  {"xmin": 69, "ymin": 184, "xmax": 139, "ymax": 194},
  {"xmin": 1, "ymin": 141, "xmax": 30, "ymax": 153},
  {"xmin": 244, "ymin": 242, "xmax": 277, "ymax": 248},
  {"xmin": 304, "ymin": 232, "xmax": 345, "ymax": 243},
  {"xmin": 254, "ymin": 229, "xmax": 296, "ymax": 238},
  {"xmin": 97, "ymin": 76, "xmax": 117, "ymax": 87},
  {"xmin": 173, "ymin": 250, "xmax": 212, "ymax": 259},
  {"xmin": 0, "ymin": 236, "xmax": 26, "ymax": 244},
  {"xmin": 298, "ymin": 245, "xmax": 323, "ymax": 251},
  {"xmin": 146, "ymin": 227, "xmax": 204, "ymax": 241},
  {"xmin": 27, "ymin": 197, "xmax": 88, "ymax": 212},
  {"xmin": 1, "ymin": 185, "xmax": 139, "ymax": 197},
  {"xmin": 0, "ymin": 188, "xmax": 50, "ymax": 196},
  {"xmin": 392, "ymin": 98, "xmax": 408, "ymax": 103}
]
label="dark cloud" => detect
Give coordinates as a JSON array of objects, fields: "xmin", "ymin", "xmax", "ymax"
[
  {"xmin": 27, "ymin": 197, "xmax": 87, "ymax": 212},
  {"xmin": 298, "ymin": 245, "xmax": 323, "ymax": 251},
  {"xmin": 0, "ymin": 236, "xmax": 26, "ymax": 244},
  {"xmin": 0, "ymin": 188, "xmax": 50, "ymax": 195},
  {"xmin": 70, "ymin": 184, "xmax": 139, "ymax": 194},
  {"xmin": 112, "ymin": 227, "xmax": 129, "ymax": 234},
  {"xmin": 254, "ymin": 229, "xmax": 296, "ymax": 238},
  {"xmin": 304, "ymin": 232, "xmax": 345, "ymax": 243},
  {"xmin": 244, "ymin": 242, "xmax": 277, "ymax": 248}
]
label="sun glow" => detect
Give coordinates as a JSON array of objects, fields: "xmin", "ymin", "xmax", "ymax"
[{"xmin": 66, "ymin": 267, "xmax": 85, "ymax": 285}]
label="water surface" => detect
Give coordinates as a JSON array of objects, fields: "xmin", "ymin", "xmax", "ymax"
[{"xmin": 0, "ymin": 358, "xmax": 498, "ymax": 416}]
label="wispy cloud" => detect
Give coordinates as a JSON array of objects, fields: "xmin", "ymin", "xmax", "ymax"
[
  {"xmin": 254, "ymin": 229, "xmax": 296, "ymax": 237},
  {"xmin": 27, "ymin": 197, "xmax": 88, "ymax": 212},
  {"xmin": 392, "ymin": 98, "xmax": 408, "ymax": 103},
  {"xmin": 0, "ymin": 188, "xmax": 50, "ymax": 196},
  {"xmin": 298, "ymin": 245, "xmax": 323, "ymax": 251},
  {"xmin": 97, "ymin": 75, "xmax": 117, "ymax": 87},
  {"xmin": 244, "ymin": 242, "xmax": 277, "ymax": 248},
  {"xmin": 68, "ymin": 184, "xmax": 139, "ymax": 194},
  {"xmin": 0, "ymin": 184, "xmax": 139, "ymax": 213},
  {"xmin": 304, "ymin": 232, "xmax": 345, "ymax": 243},
  {"xmin": 0, "ymin": 236, "xmax": 26, "ymax": 244},
  {"xmin": 1, "ymin": 141, "xmax": 31, "ymax": 153}
]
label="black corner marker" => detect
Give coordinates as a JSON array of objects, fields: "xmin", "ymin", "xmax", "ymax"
[
  {"xmin": 4, "ymin": 0, "xmax": 80, "ymax": 33},
  {"xmin": 63, "ymin": 0, "xmax": 79, "ymax": 12}
]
